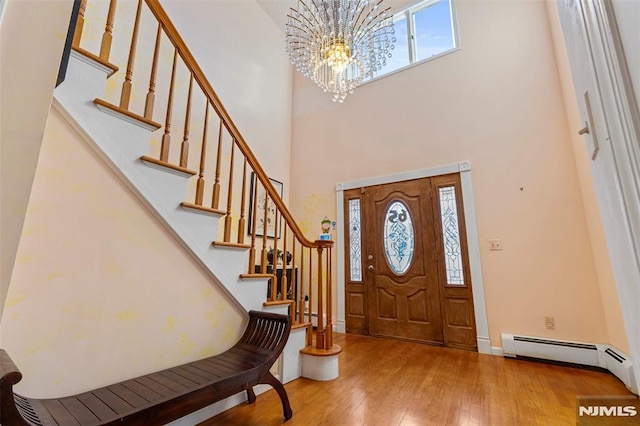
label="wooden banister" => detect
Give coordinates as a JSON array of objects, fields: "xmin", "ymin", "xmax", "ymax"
[
  {"xmin": 100, "ymin": 0, "xmax": 118, "ymax": 62},
  {"xmin": 195, "ymin": 102, "xmax": 209, "ymax": 205},
  {"xmin": 72, "ymin": 0, "xmax": 87, "ymax": 48},
  {"xmin": 73, "ymin": 0, "xmax": 338, "ymax": 349},
  {"xmin": 160, "ymin": 48, "xmax": 177, "ymax": 162},
  {"xmin": 119, "ymin": 0, "xmax": 141, "ymax": 109},
  {"xmin": 180, "ymin": 75, "xmax": 194, "ymax": 168},
  {"xmin": 143, "ymin": 0, "xmax": 317, "ymax": 248},
  {"xmin": 144, "ymin": 23, "xmax": 162, "ymax": 119}
]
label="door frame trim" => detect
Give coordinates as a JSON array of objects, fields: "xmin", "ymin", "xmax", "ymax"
[{"xmin": 335, "ymin": 161, "xmax": 491, "ymax": 354}]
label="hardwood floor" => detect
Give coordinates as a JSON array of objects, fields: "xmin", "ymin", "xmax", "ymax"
[{"xmin": 202, "ymin": 333, "xmax": 635, "ymax": 425}]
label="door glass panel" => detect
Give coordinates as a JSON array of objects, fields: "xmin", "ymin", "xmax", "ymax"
[
  {"xmin": 383, "ymin": 200, "xmax": 415, "ymax": 275},
  {"xmin": 438, "ymin": 186, "xmax": 464, "ymax": 285},
  {"xmin": 348, "ymin": 199, "xmax": 363, "ymax": 282}
]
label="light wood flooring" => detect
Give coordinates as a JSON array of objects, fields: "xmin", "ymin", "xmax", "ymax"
[{"xmin": 202, "ymin": 333, "xmax": 635, "ymax": 425}]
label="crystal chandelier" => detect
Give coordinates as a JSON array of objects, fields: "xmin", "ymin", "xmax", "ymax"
[{"xmin": 285, "ymin": 0, "xmax": 396, "ymax": 103}]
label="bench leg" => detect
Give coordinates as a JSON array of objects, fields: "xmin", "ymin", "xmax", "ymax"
[
  {"xmin": 264, "ymin": 373, "xmax": 293, "ymax": 420},
  {"xmin": 246, "ymin": 387, "xmax": 256, "ymax": 404}
]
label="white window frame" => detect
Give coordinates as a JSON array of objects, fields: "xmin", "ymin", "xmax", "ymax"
[{"xmin": 366, "ymin": 0, "xmax": 460, "ymax": 82}]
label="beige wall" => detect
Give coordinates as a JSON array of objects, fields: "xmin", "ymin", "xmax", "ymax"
[
  {"xmin": 1, "ymin": 107, "xmax": 245, "ymax": 397},
  {"xmin": 290, "ymin": 0, "xmax": 614, "ymax": 347},
  {"xmin": 545, "ymin": 2, "xmax": 629, "ymax": 353},
  {"xmin": 0, "ymin": 0, "xmax": 73, "ymax": 323}
]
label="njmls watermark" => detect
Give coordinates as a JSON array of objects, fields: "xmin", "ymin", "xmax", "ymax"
[{"xmin": 577, "ymin": 396, "xmax": 640, "ymax": 425}]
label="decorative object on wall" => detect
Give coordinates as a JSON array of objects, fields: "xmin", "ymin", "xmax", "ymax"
[
  {"xmin": 285, "ymin": 0, "xmax": 396, "ymax": 103},
  {"xmin": 248, "ymin": 173, "xmax": 283, "ymax": 238}
]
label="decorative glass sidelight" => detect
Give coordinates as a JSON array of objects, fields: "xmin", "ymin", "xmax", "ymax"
[
  {"xmin": 438, "ymin": 186, "xmax": 464, "ymax": 285},
  {"xmin": 348, "ymin": 199, "xmax": 363, "ymax": 281},
  {"xmin": 383, "ymin": 200, "xmax": 415, "ymax": 275}
]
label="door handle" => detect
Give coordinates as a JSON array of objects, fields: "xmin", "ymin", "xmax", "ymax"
[{"xmin": 578, "ymin": 122, "xmax": 590, "ymax": 135}]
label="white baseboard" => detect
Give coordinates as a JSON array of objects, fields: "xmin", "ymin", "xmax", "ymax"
[
  {"xmin": 491, "ymin": 346, "xmax": 504, "ymax": 356},
  {"xmin": 477, "ymin": 336, "xmax": 491, "ymax": 355}
]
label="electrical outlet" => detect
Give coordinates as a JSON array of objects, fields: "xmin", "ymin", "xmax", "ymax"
[
  {"xmin": 489, "ymin": 239, "xmax": 503, "ymax": 250},
  {"xmin": 545, "ymin": 316, "xmax": 555, "ymax": 330}
]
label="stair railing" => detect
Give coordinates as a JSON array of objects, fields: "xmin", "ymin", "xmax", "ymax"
[{"xmin": 70, "ymin": 0, "xmax": 335, "ymax": 350}]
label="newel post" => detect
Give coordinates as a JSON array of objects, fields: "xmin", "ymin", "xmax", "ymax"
[{"xmin": 314, "ymin": 240, "xmax": 334, "ymax": 350}]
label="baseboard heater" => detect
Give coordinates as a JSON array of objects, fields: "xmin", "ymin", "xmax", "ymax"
[{"xmin": 502, "ymin": 333, "xmax": 638, "ymax": 394}]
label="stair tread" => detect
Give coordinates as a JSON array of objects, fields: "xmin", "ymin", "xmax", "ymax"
[
  {"xmin": 94, "ymin": 99, "xmax": 162, "ymax": 130},
  {"xmin": 212, "ymin": 241, "xmax": 251, "ymax": 250},
  {"xmin": 300, "ymin": 344, "xmax": 342, "ymax": 357},
  {"xmin": 180, "ymin": 202, "xmax": 226, "ymax": 216},
  {"xmin": 292, "ymin": 322, "xmax": 312, "ymax": 331},
  {"xmin": 72, "ymin": 46, "xmax": 119, "ymax": 76},
  {"xmin": 239, "ymin": 273, "xmax": 276, "ymax": 280},
  {"xmin": 140, "ymin": 156, "xmax": 197, "ymax": 176},
  {"xmin": 263, "ymin": 300, "xmax": 295, "ymax": 306}
]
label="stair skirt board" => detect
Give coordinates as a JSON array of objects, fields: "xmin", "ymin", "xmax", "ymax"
[{"xmin": 502, "ymin": 333, "xmax": 638, "ymax": 394}]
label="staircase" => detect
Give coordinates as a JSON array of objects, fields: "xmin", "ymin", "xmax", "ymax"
[
  {"xmin": 57, "ymin": 45, "xmax": 310, "ymax": 370},
  {"xmin": 51, "ymin": 0, "xmax": 341, "ymax": 421}
]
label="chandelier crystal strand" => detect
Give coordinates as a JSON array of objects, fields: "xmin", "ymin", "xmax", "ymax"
[{"xmin": 286, "ymin": 0, "xmax": 395, "ymax": 103}]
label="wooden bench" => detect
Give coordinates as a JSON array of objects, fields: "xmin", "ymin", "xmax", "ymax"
[{"xmin": 0, "ymin": 310, "xmax": 292, "ymax": 425}]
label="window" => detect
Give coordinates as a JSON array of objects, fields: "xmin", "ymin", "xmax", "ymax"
[
  {"xmin": 383, "ymin": 200, "xmax": 415, "ymax": 275},
  {"xmin": 368, "ymin": 0, "xmax": 457, "ymax": 81},
  {"xmin": 348, "ymin": 199, "xmax": 363, "ymax": 282},
  {"xmin": 438, "ymin": 186, "xmax": 464, "ymax": 285}
]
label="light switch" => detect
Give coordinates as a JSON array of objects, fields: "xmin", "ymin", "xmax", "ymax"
[{"xmin": 489, "ymin": 239, "xmax": 503, "ymax": 250}]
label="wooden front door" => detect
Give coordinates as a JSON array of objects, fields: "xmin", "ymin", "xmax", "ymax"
[
  {"xmin": 344, "ymin": 174, "xmax": 477, "ymax": 350},
  {"xmin": 364, "ymin": 178, "xmax": 444, "ymax": 344}
]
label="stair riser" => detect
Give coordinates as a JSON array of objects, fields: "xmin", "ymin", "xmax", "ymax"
[{"xmin": 281, "ymin": 327, "xmax": 306, "ymax": 383}]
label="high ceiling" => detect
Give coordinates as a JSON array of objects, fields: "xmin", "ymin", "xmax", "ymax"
[
  {"xmin": 256, "ymin": 0, "xmax": 418, "ymax": 33},
  {"xmin": 255, "ymin": 0, "xmax": 291, "ymax": 32}
]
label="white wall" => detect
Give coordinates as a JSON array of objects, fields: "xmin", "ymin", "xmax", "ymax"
[
  {"xmin": 611, "ymin": 0, "xmax": 640, "ymax": 112},
  {"xmin": 162, "ymin": 0, "xmax": 294, "ymax": 196}
]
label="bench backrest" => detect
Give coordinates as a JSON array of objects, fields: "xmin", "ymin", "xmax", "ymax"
[{"xmin": 239, "ymin": 310, "xmax": 292, "ymax": 359}]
